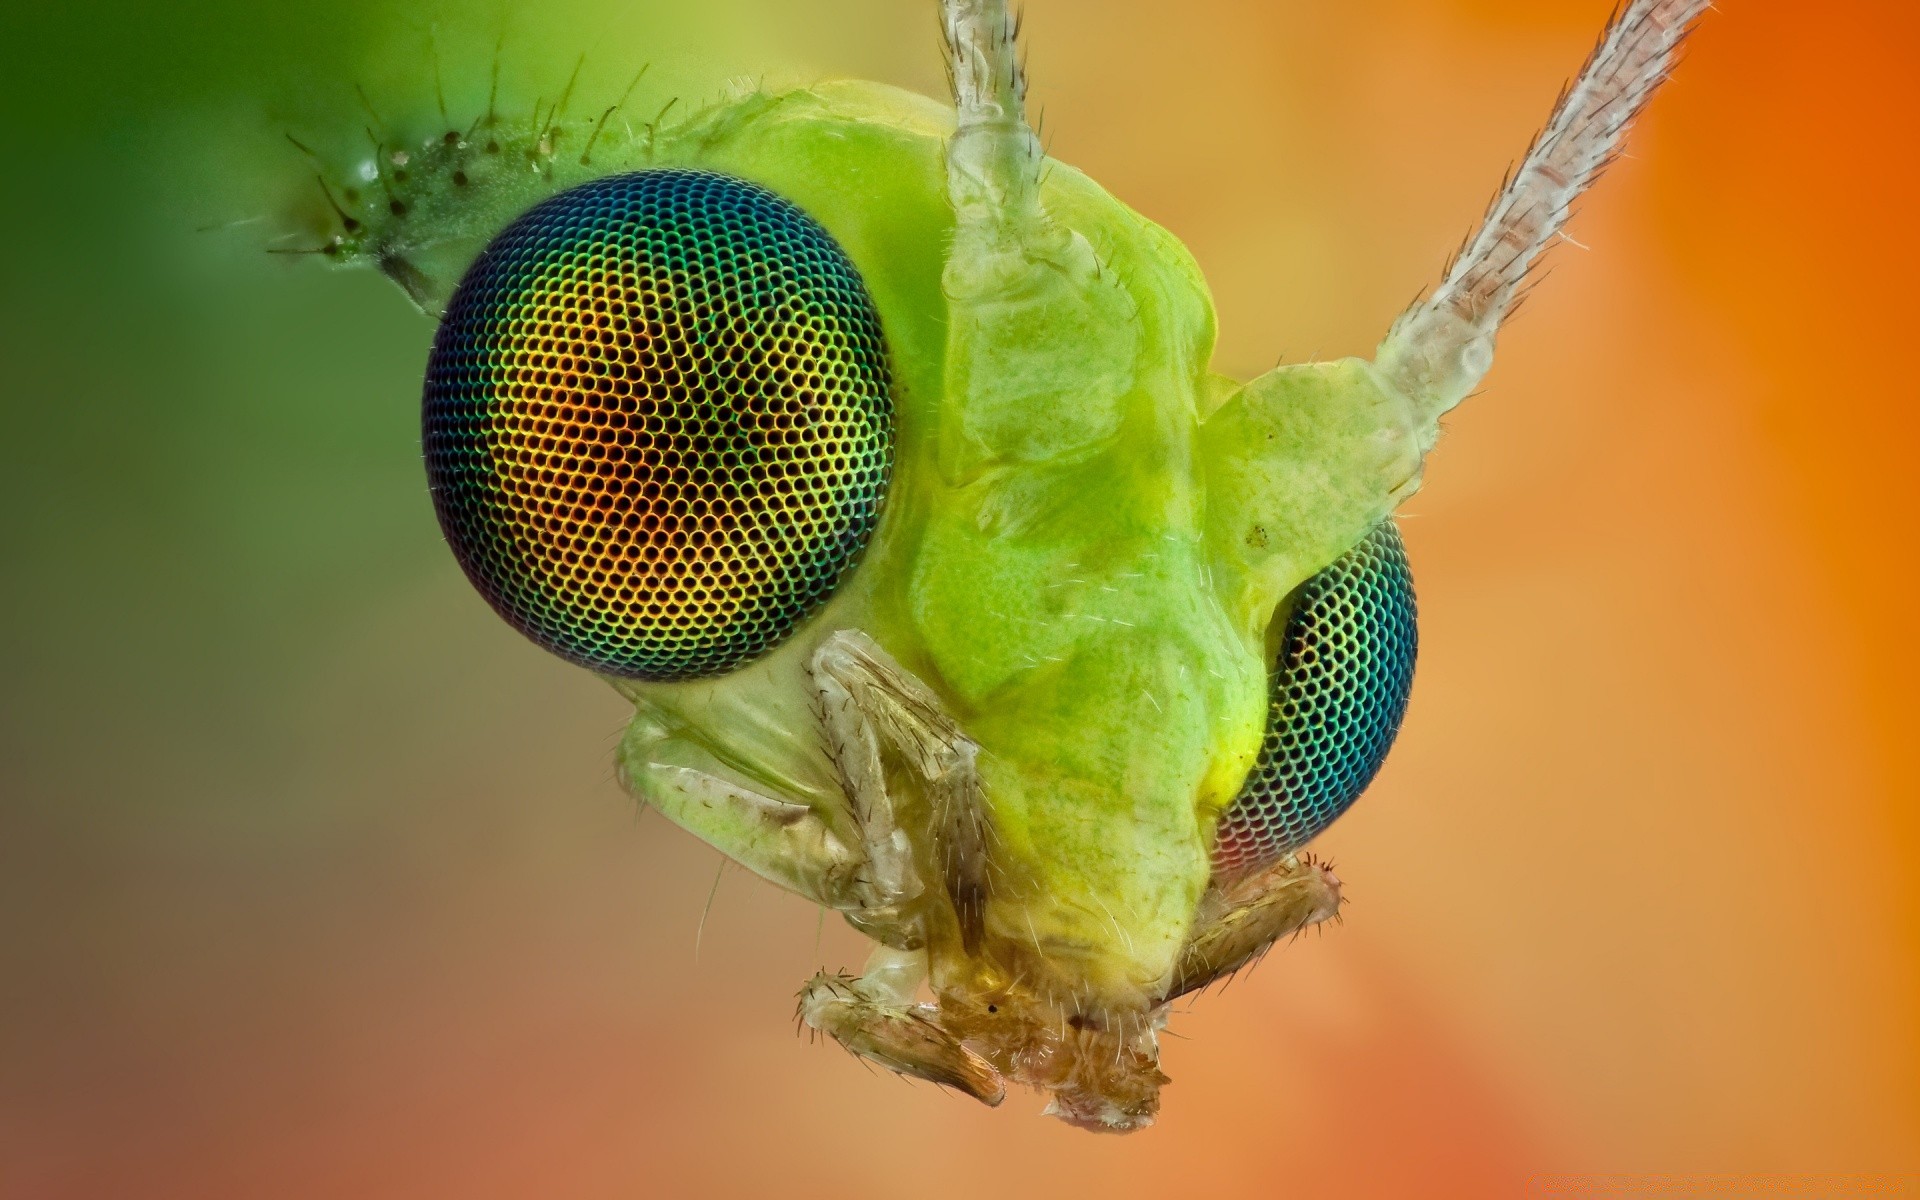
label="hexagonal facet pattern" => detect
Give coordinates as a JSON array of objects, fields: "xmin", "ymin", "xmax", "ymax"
[
  {"xmin": 424, "ymin": 170, "xmax": 894, "ymax": 680},
  {"xmin": 1213, "ymin": 522, "xmax": 1418, "ymax": 873}
]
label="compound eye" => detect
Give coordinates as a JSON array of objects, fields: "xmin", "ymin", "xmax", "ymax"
[
  {"xmin": 423, "ymin": 170, "xmax": 894, "ymax": 680},
  {"xmin": 1213, "ymin": 521, "xmax": 1418, "ymax": 874}
]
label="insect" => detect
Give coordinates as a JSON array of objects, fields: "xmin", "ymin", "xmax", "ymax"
[{"xmin": 284, "ymin": 0, "xmax": 1704, "ymax": 1130}]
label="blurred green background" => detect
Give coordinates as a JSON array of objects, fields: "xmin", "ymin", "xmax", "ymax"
[{"xmin": 4, "ymin": 1, "xmax": 1916, "ymax": 1196}]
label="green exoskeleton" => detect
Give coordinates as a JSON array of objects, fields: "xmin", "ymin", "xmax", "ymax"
[{"xmin": 284, "ymin": 0, "xmax": 1705, "ymax": 1129}]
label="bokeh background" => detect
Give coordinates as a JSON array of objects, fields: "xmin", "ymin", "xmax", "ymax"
[{"xmin": 2, "ymin": 0, "xmax": 1915, "ymax": 1196}]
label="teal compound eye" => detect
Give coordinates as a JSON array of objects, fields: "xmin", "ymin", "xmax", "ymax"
[
  {"xmin": 422, "ymin": 170, "xmax": 895, "ymax": 680},
  {"xmin": 1213, "ymin": 522, "xmax": 1419, "ymax": 873}
]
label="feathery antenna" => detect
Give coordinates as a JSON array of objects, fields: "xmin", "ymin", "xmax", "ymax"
[{"xmin": 1375, "ymin": 0, "xmax": 1710, "ymax": 428}]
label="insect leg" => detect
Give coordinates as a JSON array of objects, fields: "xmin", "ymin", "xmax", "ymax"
[
  {"xmin": 808, "ymin": 645, "xmax": 927, "ymax": 919},
  {"xmin": 616, "ymin": 714, "xmax": 875, "ymax": 912},
  {"xmin": 809, "ymin": 631, "xmax": 995, "ymax": 951},
  {"xmin": 799, "ymin": 948, "xmax": 1007, "ymax": 1105},
  {"xmin": 1375, "ymin": 0, "xmax": 1709, "ymax": 438},
  {"xmin": 796, "ymin": 636, "xmax": 1007, "ymax": 1103},
  {"xmin": 1157, "ymin": 854, "xmax": 1343, "ymax": 1002}
]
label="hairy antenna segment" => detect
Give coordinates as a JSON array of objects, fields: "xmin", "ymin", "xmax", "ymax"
[
  {"xmin": 940, "ymin": 0, "xmax": 1045, "ymax": 231},
  {"xmin": 1376, "ymin": 0, "xmax": 1709, "ymax": 431}
]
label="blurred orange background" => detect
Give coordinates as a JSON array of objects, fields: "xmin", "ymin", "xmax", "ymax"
[{"xmin": 1, "ymin": 0, "xmax": 1915, "ymax": 1196}]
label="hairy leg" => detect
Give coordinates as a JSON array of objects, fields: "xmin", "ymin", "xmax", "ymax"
[
  {"xmin": 799, "ymin": 947, "xmax": 1006, "ymax": 1105},
  {"xmin": 616, "ymin": 715, "xmax": 875, "ymax": 912},
  {"xmin": 809, "ymin": 630, "xmax": 995, "ymax": 949},
  {"xmin": 1159, "ymin": 855, "xmax": 1344, "ymax": 1002},
  {"xmin": 622, "ymin": 631, "xmax": 1009, "ymax": 1099}
]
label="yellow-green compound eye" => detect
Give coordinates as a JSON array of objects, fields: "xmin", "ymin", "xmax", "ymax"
[
  {"xmin": 423, "ymin": 170, "xmax": 895, "ymax": 680},
  {"xmin": 1213, "ymin": 522, "xmax": 1418, "ymax": 873}
]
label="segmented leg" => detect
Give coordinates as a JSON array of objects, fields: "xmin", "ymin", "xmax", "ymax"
[
  {"xmin": 809, "ymin": 646, "xmax": 927, "ymax": 919},
  {"xmin": 617, "ymin": 717, "xmax": 877, "ymax": 912},
  {"xmin": 619, "ymin": 631, "xmax": 992, "ymax": 944},
  {"xmin": 799, "ymin": 947, "xmax": 1006, "ymax": 1105},
  {"xmin": 1159, "ymin": 854, "xmax": 1344, "ymax": 1002},
  {"xmin": 809, "ymin": 631, "xmax": 995, "ymax": 950},
  {"xmin": 619, "ymin": 691, "xmax": 931, "ymax": 930},
  {"xmin": 1375, "ymin": 0, "xmax": 1710, "ymax": 433}
]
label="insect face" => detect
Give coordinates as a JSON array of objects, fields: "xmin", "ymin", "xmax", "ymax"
[
  {"xmin": 287, "ymin": 0, "xmax": 1705, "ymax": 1131},
  {"xmin": 424, "ymin": 169, "xmax": 893, "ymax": 679}
]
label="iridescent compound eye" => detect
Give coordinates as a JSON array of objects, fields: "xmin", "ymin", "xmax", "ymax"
[
  {"xmin": 1213, "ymin": 522, "xmax": 1418, "ymax": 873},
  {"xmin": 423, "ymin": 170, "xmax": 894, "ymax": 680}
]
